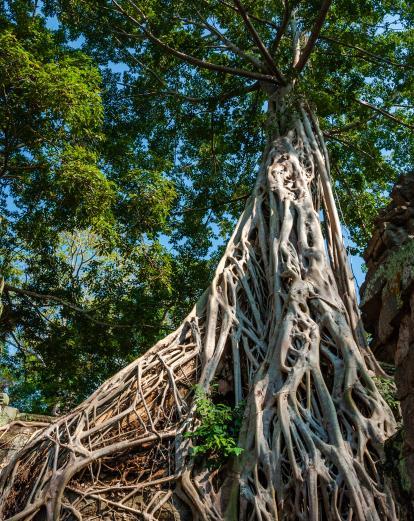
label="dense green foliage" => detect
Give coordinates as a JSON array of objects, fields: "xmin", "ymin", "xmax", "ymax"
[
  {"xmin": 1, "ymin": 0, "xmax": 413, "ymax": 412},
  {"xmin": 373, "ymin": 375, "xmax": 400, "ymax": 419},
  {"xmin": 0, "ymin": 1, "xmax": 194, "ymax": 412}
]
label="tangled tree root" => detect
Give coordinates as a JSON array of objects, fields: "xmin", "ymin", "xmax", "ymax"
[{"xmin": 0, "ymin": 107, "xmax": 397, "ymax": 520}]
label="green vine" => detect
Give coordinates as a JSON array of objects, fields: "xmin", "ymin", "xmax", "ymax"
[{"xmin": 185, "ymin": 385, "xmax": 244, "ymax": 468}]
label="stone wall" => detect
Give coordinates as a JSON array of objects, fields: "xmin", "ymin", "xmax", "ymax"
[
  {"xmin": 0, "ymin": 395, "xmax": 54, "ymax": 471},
  {"xmin": 361, "ymin": 173, "xmax": 414, "ymax": 492},
  {"xmin": 0, "ymin": 421, "xmax": 42, "ymax": 471},
  {"xmin": 0, "ymin": 413, "xmax": 55, "ymax": 471}
]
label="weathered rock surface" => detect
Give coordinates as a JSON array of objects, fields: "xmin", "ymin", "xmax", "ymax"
[
  {"xmin": 0, "ymin": 422, "xmax": 40, "ymax": 471},
  {"xmin": 0, "ymin": 393, "xmax": 54, "ymax": 470},
  {"xmin": 361, "ymin": 173, "xmax": 414, "ymax": 494}
]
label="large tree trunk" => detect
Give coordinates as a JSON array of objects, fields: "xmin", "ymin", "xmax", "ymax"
[{"xmin": 0, "ymin": 99, "xmax": 397, "ymax": 520}]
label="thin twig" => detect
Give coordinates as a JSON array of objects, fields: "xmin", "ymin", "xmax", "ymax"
[
  {"xmin": 319, "ymin": 34, "xmax": 414, "ymax": 70},
  {"xmin": 4, "ymin": 284, "xmax": 135, "ymax": 329},
  {"xmin": 355, "ymin": 98, "xmax": 414, "ymax": 130}
]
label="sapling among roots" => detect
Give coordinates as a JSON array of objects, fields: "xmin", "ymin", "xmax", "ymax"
[{"xmin": 0, "ymin": 100, "xmax": 397, "ymax": 520}]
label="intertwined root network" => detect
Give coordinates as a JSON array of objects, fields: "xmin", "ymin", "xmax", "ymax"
[{"xmin": 0, "ymin": 109, "xmax": 396, "ymax": 521}]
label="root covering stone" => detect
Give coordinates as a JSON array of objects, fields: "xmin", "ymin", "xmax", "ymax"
[{"xmin": 0, "ymin": 104, "xmax": 397, "ymax": 520}]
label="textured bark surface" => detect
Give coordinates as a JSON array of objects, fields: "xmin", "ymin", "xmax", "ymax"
[
  {"xmin": 361, "ymin": 173, "xmax": 414, "ymax": 493},
  {"xmin": 0, "ymin": 104, "xmax": 397, "ymax": 520}
]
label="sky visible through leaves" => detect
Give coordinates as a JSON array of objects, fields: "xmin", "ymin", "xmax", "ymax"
[{"xmin": 44, "ymin": 11, "xmax": 368, "ymax": 289}]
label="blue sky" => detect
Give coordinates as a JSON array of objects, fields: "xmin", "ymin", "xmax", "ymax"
[{"xmin": 341, "ymin": 231, "xmax": 365, "ymax": 296}]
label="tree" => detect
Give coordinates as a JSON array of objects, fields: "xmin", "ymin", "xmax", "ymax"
[
  {"xmin": 1, "ymin": 0, "xmax": 414, "ymax": 519},
  {"xmin": 0, "ymin": 1, "xmax": 180, "ymax": 412}
]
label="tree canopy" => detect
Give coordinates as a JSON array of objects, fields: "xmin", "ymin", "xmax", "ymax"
[
  {"xmin": 0, "ymin": 1, "xmax": 185, "ymax": 412},
  {"xmin": 45, "ymin": 0, "xmax": 414, "ymax": 251}
]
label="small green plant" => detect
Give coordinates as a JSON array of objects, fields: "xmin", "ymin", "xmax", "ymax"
[
  {"xmin": 184, "ymin": 385, "xmax": 244, "ymax": 467},
  {"xmin": 373, "ymin": 376, "xmax": 400, "ymax": 419}
]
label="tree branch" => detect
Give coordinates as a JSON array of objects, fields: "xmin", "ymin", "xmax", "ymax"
[
  {"xmin": 319, "ymin": 35, "xmax": 414, "ymax": 70},
  {"xmin": 323, "ymin": 131, "xmax": 387, "ymax": 166},
  {"xmin": 327, "ymin": 113, "xmax": 378, "ymax": 135},
  {"xmin": 4, "ymin": 284, "xmax": 134, "ymax": 329},
  {"xmin": 8, "ymin": 330, "xmax": 46, "ymax": 365},
  {"xmin": 113, "ymin": 0, "xmax": 279, "ymax": 84},
  {"xmin": 127, "ymin": 82, "xmax": 260, "ymax": 105},
  {"xmin": 114, "ymin": 32, "xmax": 261, "ymax": 104},
  {"xmin": 217, "ymin": 0, "xmax": 279, "ymax": 30},
  {"xmin": 294, "ymin": 0, "xmax": 333, "ymax": 73},
  {"xmin": 271, "ymin": 0, "xmax": 291, "ymax": 54},
  {"xmin": 355, "ymin": 98, "xmax": 414, "ymax": 130},
  {"xmin": 193, "ymin": 17, "xmax": 264, "ymax": 71},
  {"xmin": 233, "ymin": 0, "xmax": 286, "ymax": 85},
  {"xmin": 322, "ymin": 87, "xmax": 413, "ymax": 131},
  {"xmin": 178, "ymin": 193, "xmax": 250, "ymax": 215}
]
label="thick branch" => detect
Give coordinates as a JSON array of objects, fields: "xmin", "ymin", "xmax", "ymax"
[
  {"xmin": 271, "ymin": 0, "xmax": 291, "ymax": 54},
  {"xmin": 114, "ymin": 0, "xmax": 279, "ymax": 84},
  {"xmin": 233, "ymin": 0, "xmax": 286, "ymax": 85},
  {"xmin": 294, "ymin": 0, "xmax": 333, "ymax": 73}
]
